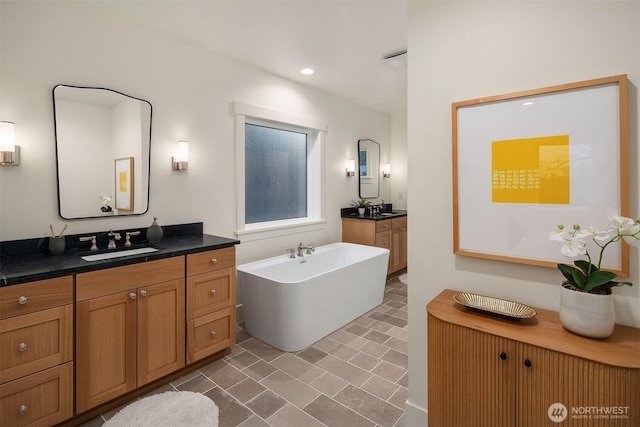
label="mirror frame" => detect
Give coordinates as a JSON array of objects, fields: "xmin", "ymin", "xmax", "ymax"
[
  {"xmin": 52, "ymin": 84, "xmax": 152, "ymax": 219},
  {"xmin": 357, "ymin": 139, "xmax": 381, "ymax": 199}
]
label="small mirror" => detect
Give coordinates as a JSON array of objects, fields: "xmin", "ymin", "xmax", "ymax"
[
  {"xmin": 358, "ymin": 139, "xmax": 380, "ymax": 199},
  {"xmin": 53, "ymin": 85, "xmax": 152, "ymax": 219}
]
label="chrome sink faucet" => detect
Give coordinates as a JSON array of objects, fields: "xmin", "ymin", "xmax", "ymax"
[
  {"xmin": 297, "ymin": 243, "xmax": 315, "ymax": 257},
  {"xmin": 107, "ymin": 230, "xmax": 121, "ymax": 249}
]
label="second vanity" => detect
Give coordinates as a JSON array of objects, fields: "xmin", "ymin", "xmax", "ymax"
[
  {"xmin": 341, "ymin": 208, "xmax": 407, "ymax": 275},
  {"xmin": 0, "ymin": 223, "xmax": 239, "ymax": 426}
]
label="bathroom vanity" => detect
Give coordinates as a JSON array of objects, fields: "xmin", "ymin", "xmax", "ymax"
[
  {"xmin": 427, "ymin": 289, "xmax": 640, "ymax": 427},
  {"xmin": 0, "ymin": 224, "xmax": 239, "ymax": 426},
  {"xmin": 341, "ymin": 209, "xmax": 407, "ymax": 275}
]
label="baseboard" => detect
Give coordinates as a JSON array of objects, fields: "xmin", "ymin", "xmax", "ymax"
[{"xmin": 404, "ymin": 398, "xmax": 427, "ymax": 426}]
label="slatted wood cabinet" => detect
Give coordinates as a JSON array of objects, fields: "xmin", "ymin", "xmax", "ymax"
[{"xmin": 427, "ymin": 289, "xmax": 640, "ymax": 427}]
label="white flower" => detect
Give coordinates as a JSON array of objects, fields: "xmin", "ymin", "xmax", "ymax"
[
  {"xmin": 560, "ymin": 238, "xmax": 587, "ymax": 257},
  {"xmin": 100, "ymin": 194, "xmax": 112, "ymax": 205},
  {"xmin": 575, "ymin": 226, "xmax": 610, "ymax": 242},
  {"xmin": 548, "ymin": 226, "xmax": 570, "ymax": 242},
  {"xmin": 608, "ymin": 213, "xmax": 640, "ymax": 247}
]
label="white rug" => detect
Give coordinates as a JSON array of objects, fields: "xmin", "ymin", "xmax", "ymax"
[
  {"xmin": 399, "ymin": 273, "xmax": 408, "ymax": 285},
  {"xmin": 104, "ymin": 391, "xmax": 219, "ymax": 427}
]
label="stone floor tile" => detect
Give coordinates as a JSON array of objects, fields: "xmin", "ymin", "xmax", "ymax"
[
  {"xmin": 227, "ymin": 350, "xmax": 261, "ymax": 370},
  {"xmin": 359, "ymin": 340, "xmax": 389, "ymax": 358},
  {"xmin": 367, "ymin": 311, "xmax": 407, "ymax": 328},
  {"xmin": 236, "ymin": 329, "xmax": 252, "ymax": 344},
  {"xmin": 361, "ymin": 375, "xmax": 399, "ymax": 400},
  {"xmin": 334, "ymin": 384, "xmax": 403, "ymax": 427},
  {"xmin": 328, "ymin": 329, "xmax": 369, "ymax": 349},
  {"xmin": 303, "ymin": 394, "xmax": 375, "ymax": 427},
  {"xmin": 345, "ymin": 323, "xmax": 369, "ymax": 336},
  {"xmin": 245, "ymin": 390, "xmax": 287, "ymax": 419},
  {"xmin": 270, "ymin": 353, "xmax": 324, "ymax": 384},
  {"xmin": 239, "ymin": 337, "xmax": 285, "ymax": 362},
  {"xmin": 310, "ymin": 372, "xmax": 348, "ymax": 397},
  {"xmin": 200, "ymin": 359, "xmax": 248, "ymax": 390},
  {"xmin": 386, "ymin": 300, "xmax": 406, "ymax": 309},
  {"xmin": 397, "ymin": 371, "xmax": 408, "ymax": 388},
  {"xmin": 363, "ymin": 329, "xmax": 391, "ymax": 345},
  {"xmin": 76, "ymin": 416, "xmax": 105, "ymax": 427},
  {"xmin": 316, "ymin": 355, "xmax": 372, "ymax": 387},
  {"xmin": 388, "ymin": 386, "xmax": 408, "ymax": 409},
  {"xmin": 352, "ymin": 315, "xmax": 375, "ymax": 327},
  {"xmin": 269, "ymin": 403, "xmax": 326, "ymax": 427},
  {"xmin": 311, "ymin": 336, "xmax": 340, "ymax": 353},
  {"xmin": 385, "ymin": 307, "xmax": 407, "ymax": 320},
  {"xmin": 243, "ymin": 360, "xmax": 278, "ymax": 382},
  {"xmin": 175, "ymin": 373, "xmax": 216, "ymax": 393},
  {"xmin": 260, "ymin": 370, "xmax": 320, "ymax": 409},
  {"xmin": 372, "ymin": 361, "xmax": 406, "ymax": 383},
  {"xmin": 330, "ymin": 343, "xmax": 360, "ymax": 361},
  {"xmin": 349, "ymin": 351, "xmax": 381, "ymax": 371},
  {"xmin": 381, "ymin": 348, "xmax": 408, "ymax": 369},
  {"xmin": 385, "ymin": 336, "xmax": 408, "ymax": 354},
  {"xmin": 227, "ymin": 377, "xmax": 266, "ymax": 403},
  {"xmin": 205, "ymin": 387, "xmax": 253, "ymax": 427},
  {"xmin": 296, "ymin": 346, "xmax": 328, "ymax": 365},
  {"xmin": 369, "ymin": 320, "xmax": 394, "ymax": 333},
  {"xmin": 170, "ymin": 369, "xmax": 202, "ymax": 387},
  {"xmin": 387, "ymin": 326, "xmax": 409, "ymax": 340},
  {"xmin": 238, "ymin": 415, "xmax": 271, "ymax": 427}
]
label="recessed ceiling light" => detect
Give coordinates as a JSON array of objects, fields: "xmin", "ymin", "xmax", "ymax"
[
  {"xmin": 300, "ymin": 68, "xmax": 315, "ymax": 75},
  {"xmin": 522, "ymin": 101, "xmax": 533, "ymax": 106}
]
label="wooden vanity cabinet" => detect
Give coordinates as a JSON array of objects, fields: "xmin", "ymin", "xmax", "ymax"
[
  {"xmin": 342, "ymin": 215, "xmax": 407, "ymax": 274},
  {"xmin": 0, "ymin": 276, "xmax": 74, "ymax": 427},
  {"xmin": 427, "ymin": 289, "xmax": 640, "ymax": 427},
  {"xmin": 75, "ymin": 257, "xmax": 185, "ymax": 413},
  {"xmin": 186, "ymin": 247, "xmax": 236, "ymax": 364}
]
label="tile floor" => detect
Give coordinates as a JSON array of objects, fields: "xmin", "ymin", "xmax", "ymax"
[{"xmin": 81, "ymin": 276, "xmax": 407, "ymax": 427}]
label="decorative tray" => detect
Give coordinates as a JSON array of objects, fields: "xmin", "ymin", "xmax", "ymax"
[{"xmin": 453, "ymin": 292, "xmax": 537, "ymax": 319}]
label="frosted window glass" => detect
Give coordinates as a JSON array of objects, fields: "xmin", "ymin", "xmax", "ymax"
[{"xmin": 245, "ymin": 124, "xmax": 307, "ymax": 224}]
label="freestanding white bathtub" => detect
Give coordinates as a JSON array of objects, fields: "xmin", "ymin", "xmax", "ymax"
[{"xmin": 237, "ymin": 242, "xmax": 390, "ymax": 351}]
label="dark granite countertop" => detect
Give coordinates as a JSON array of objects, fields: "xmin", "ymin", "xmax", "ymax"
[
  {"xmin": 340, "ymin": 208, "xmax": 407, "ymax": 221},
  {"xmin": 0, "ymin": 223, "xmax": 239, "ymax": 286}
]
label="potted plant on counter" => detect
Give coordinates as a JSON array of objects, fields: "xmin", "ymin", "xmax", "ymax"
[
  {"xmin": 351, "ymin": 198, "xmax": 372, "ymax": 216},
  {"xmin": 548, "ymin": 213, "xmax": 639, "ymax": 338}
]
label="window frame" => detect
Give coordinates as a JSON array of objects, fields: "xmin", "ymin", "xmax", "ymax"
[{"xmin": 234, "ymin": 102, "xmax": 327, "ymax": 241}]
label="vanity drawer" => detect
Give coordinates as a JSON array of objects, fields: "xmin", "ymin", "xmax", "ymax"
[
  {"xmin": 186, "ymin": 268, "xmax": 236, "ymax": 320},
  {"xmin": 0, "ymin": 362, "xmax": 73, "ymax": 427},
  {"xmin": 0, "ymin": 305, "xmax": 73, "ymax": 384},
  {"xmin": 187, "ymin": 247, "xmax": 235, "ymax": 276},
  {"xmin": 376, "ymin": 220, "xmax": 392, "ymax": 233},
  {"xmin": 0, "ymin": 276, "xmax": 73, "ymax": 320},
  {"xmin": 186, "ymin": 307, "xmax": 235, "ymax": 364},
  {"xmin": 392, "ymin": 216, "xmax": 407, "ymax": 229},
  {"xmin": 76, "ymin": 256, "xmax": 184, "ymax": 301}
]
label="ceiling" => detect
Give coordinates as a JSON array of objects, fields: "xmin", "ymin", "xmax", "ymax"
[{"xmin": 84, "ymin": 0, "xmax": 407, "ymax": 114}]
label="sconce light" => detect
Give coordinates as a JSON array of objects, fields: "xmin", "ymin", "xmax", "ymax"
[
  {"xmin": 172, "ymin": 140, "xmax": 188, "ymax": 171},
  {"xmin": 0, "ymin": 121, "xmax": 20, "ymax": 166},
  {"xmin": 345, "ymin": 159, "xmax": 355, "ymax": 177},
  {"xmin": 383, "ymin": 163, "xmax": 391, "ymax": 178}
]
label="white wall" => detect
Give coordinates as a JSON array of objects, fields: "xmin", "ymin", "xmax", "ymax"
[
  {"xmin": 0, "ymin": 1, "xmax": 390, "ymax": 267},
  {"xmin": 406, "ymin": 2, "xmax": 639, "ymax": 426}
]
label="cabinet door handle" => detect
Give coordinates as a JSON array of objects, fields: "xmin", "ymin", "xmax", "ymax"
[
  {"xmin": 499, "ymin": 352, "xmax": 507, "ymax": 360},
  {"xmin": 210, "ymin": 331, "xmax": 217, "ymax": 338},
  {"xmin": 140, "ymin": 290, "xmax": 147, "ymax": 297},
  {"xmin": 210, "ymin": 289, "xmax": 217, "ymax": 296},
  {"xmin": 129, "ymin": 292, "xmax": 136, "ymax": 300},
  {"xmin": 524, "ymin": 359, "xmax": 532, "ymax": 368},
  {"xmin": 18, "ymin": 342, "xmax": 27, "ymax": 352},
  {"xmin": 18, "ymin": 405, "xmax": 28, "ymax": 415},
  {"xmin": 18, "ymin": 295, "xmax": 27, "ymax": 305},
  {"xmin": 210, "ymin": 258, "xmax": 218, "ymax": 265}
]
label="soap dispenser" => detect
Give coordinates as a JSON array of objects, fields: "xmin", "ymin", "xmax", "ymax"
[{"xmin": 146, "ymin": 217, "xmax": 163, "ymax": 243}]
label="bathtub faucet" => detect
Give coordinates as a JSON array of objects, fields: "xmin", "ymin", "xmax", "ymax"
[{"xmin": 297, "ymin": 243, "xmax": 315, "ymax": 257}]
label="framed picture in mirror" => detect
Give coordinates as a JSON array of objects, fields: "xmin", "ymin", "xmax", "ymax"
[{"xmin": 115, "ymin": 157, "xmax": 134, "ymax": 212}]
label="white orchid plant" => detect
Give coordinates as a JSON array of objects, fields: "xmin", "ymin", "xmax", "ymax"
[
  {"xmin": 100, "ymin": 194, "xmax": 113, "ymax": 212},
  {"xmin": 549, "ymin": 214, "xmax": 639, "ymax": 294}
]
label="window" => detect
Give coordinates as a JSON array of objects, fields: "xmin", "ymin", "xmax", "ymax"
[{"xmin": 234, "ymin": 102, "xmax": 327, "ymax": 240}]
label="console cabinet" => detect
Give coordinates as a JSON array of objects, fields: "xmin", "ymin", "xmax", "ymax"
[
  {"xmin": 342, "ymin": 215, "xmax": 407, "ymax": 274},
  {"xmin": 75, "ymin": 257, "xmax": 185, "ymax": 413},
  {"xmin": 0, "ymin": 276, "xmax": 74, "ymax": 427},
  {"xmin": 427, "ymin": 289, "xmax": 640, "ymax": 427}
]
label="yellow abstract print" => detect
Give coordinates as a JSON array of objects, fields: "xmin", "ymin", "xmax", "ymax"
[
  {"xmin": 119, "ymin": 171, "xmax": 128, "ymax": 192},
  {"xmin": 492, "ymin": 135, "xmax": 570, "ymax": 204}
]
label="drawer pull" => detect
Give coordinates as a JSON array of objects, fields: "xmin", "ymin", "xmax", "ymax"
[
  {"xmin": 18, "ymin": 296, "xmax": 27, "ymax": 305},
  {"xmin": 210, "ymin": 289, "xmax": 217, "ymax": 296},
  {"xmin": 18, "ymin": 342, "xmax": 27, "ymax": 352},
  {"xmin": 140, "ymin": 290, "xmax": 147, "ymax": 297},
  {"xmin": 18, "ymin": 405, "xmax": 28, "ymax": 415},
  {"xmin": 129, "ymin": 292, "xmax": 137, "ymax": 300},
  {"xmin": 210, "ymin": 258, "xmax": 218, "ymax": 265},
  {"xmin": 499, "ymin": 352, "xmax": 507, "ymax": 360},
  {"xmin": 524, "ymin": 359, "xmax": 532, "ymax": 368},
  {"xmin": 210, "ymin": 331, "xmax": 217, "ymax": 338}
]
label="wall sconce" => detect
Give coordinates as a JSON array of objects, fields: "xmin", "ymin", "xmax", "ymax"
[
  {"xmin": 345, "ymin": 159, "xmax": 355, "ymax": 177},
  {"xmin": 0, "ymin": 121, "xmax": 20, "ymax": 166},
  {"xmin": 383, "ymin": 163, "xmax": 391, "ymax": 178},
  {"xmin": 172, "ymin": 140, "xmax": 188, "ymax": 171}
]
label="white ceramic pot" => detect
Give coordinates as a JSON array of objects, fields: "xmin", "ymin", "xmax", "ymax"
[
  {"xmin": 358, "ymin": 207, "xmax": 365, "ymax": 216},
  {"xmin": 559, "ymin": 285, "xmax": 615, "ymax": 339}
]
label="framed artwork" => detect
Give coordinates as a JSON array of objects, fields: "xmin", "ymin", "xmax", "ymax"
[
  {"xmin": 452, "ymin": 75, "xmax": 629, "ymax": 275},
  {"xmin": 114, "ymin": 157, "xmax": 134, "ymax": 212}
]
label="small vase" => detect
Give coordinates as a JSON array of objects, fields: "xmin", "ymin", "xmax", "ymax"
[
  {"xmin": 559, "ymin": 284, "xmax": 615, "ymax": 339},
  {"xmin": 358, "ymin": 208, "xmax": 365, "ymax": 216},
  {"xmin": 48, "ymin": 236, "xmax": 66, "ymax": 255}
]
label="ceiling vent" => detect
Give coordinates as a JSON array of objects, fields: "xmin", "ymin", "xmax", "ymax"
[{"xmin": 383, "ymin": 50, "xmax": 407, "ymax": 68}]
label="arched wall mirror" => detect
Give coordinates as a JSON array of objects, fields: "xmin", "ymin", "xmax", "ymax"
[
  {"xmin": 358, "ymin": 139, "xmax": 380, "ymax": 199},
  {"xmin": 53, "ymin": 85, "xmax": 152, "ymax": 219}
]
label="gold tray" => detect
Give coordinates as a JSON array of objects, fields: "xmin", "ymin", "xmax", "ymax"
[{"xmin": 453, "ymin": 292, "xmax": 537, "ymax": 319}]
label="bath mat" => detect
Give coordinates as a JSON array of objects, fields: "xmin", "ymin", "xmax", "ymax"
[
  {"xmin": 103, "ymin": 391, "xmax": 219, "ymax": 427},
  {"xmin": 399, "ymin": 273, "xmax": 408, "ymax": 285}
]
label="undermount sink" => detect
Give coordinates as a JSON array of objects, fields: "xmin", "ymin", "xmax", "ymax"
[
  {"xmin": 380, "ymin": 213, "xmax": 396, "ymax": 216},
  {"xmin": 80, "ymin": 247, "xmax": 158, "ymax": 261}
]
